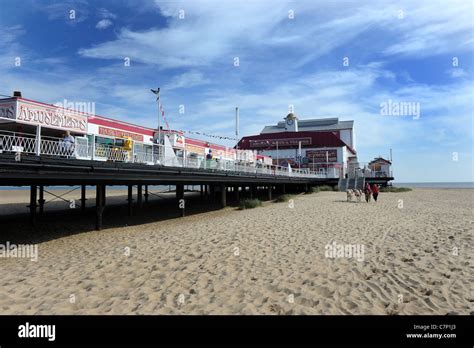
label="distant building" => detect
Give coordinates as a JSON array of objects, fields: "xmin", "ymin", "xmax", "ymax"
[
  {"xmin": 368, "ymin": 157, "xmax": 392, "ymax": 178},
  {"xmin": 236, "ymin": 113, "xmax": 358, "ymax": 178}
]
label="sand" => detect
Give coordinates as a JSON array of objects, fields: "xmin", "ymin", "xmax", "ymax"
[{"xmin": 0, "ymin": 188, "xmax": 472, "ymax": 315}]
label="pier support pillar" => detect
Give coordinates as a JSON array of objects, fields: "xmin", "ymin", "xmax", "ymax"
[
  {"xmin": 144, "ymin": 185, "xmax": 149, "ymax": 203},
  {"xmin": 137, "ymin": 184, "xmax": 143, "ymax": 207},
  {"xmin": 220, "ymin": 184, "xmax": 227, "ymax": 208},
  {"xmin": 200, "ymin": 185, "xmax": 204, "ymax": 198},
  {"xmin": 127, "ymin": 185, "xmax": 133, "ymax": 216},
  {"xmin": 235, "ymin": 186, "xmax": 240, "ymax": 202},
  {"xmin": 282, "ymin": 184, "xmax": 286, "ymax": 194},
  {"xmin": 38, "ymin": 185, "xmax": 45, "ymax": 216},
  {"xmin": 29, "ymin": 185, "xmax": 37, "ymax": 226},
  {"xmin": 268, "ymin": 185, "xmax": 272, "ymax": 200},
  {"xmin": 102, "ymin": 185, "xmax": 106, "ymax": 206},
  {"xmin": 305, "ymin": 184, "xmax": 309, "ymax": 193},
  {"xmin": 251, "ymin": 185, "xmax": 257, "ymax": 199},
  {"xmin": 80, "ymin": 185, "xmax": 87, "ymax": 212},
  {"xmin": 209, "ymin": 185, "xmax": 215, "ymax": 203},
  {"xmin": 176, "ymin": 184, "xmax": 185, "ymax": 217},
  {"xmin": 95, "ymin": 184, "xmax": 104, "ymax": 230}
]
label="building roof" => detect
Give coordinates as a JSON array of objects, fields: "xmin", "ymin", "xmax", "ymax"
[
  {"xmin": 260, "ymin": 117, "xmax": 354, "ymax": 134},
  {"xmin": 369, "ymin": 157, "xmax": 392, "ymax": 165},
  {"xmin": 236, "ymin": 130, "xmax": 356, "ymax": 154}
]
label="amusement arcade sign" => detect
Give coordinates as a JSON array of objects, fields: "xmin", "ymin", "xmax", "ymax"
[{"xmin": 4, "ymin": 100, "xmax": 89, "ymax": 133}]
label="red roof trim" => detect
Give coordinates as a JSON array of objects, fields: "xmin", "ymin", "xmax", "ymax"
[
  {"xmin": 186, "ymin": 138, "xmax": 231, "ymax": 151},
  {"xmin": 237, "ymin": 131, "xmax": 356, "ymax": 154},
  {"xmin": 89, "ymin": 117, "xmax": 154, "ymax": 136}
]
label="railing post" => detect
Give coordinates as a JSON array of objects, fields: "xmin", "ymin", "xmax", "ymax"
[
  {"xmin": 91, "ymin": 135, "xmax": 95, "ymax": 161},
  {"xmin": 35, "ymin": 125, "xmax": 41, "ymax": 156}
]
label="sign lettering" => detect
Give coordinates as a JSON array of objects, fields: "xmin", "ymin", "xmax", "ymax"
[
  {"xmin": 16, "ymin": 101, "xmax": 87, "ymax": 133},
  {"xmin": 98, "ymin": 127, "xmax": 144, "ymax": 142},
  {"xmin": 306, "ymin": 150, "xmax": 338, "ymax": 163},
  {"xmin": 248, "ymin": 137, "xmax": 311, "ymax": 148}
]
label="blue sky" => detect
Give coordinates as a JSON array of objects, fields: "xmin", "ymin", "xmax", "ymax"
[{"xmin": 0, "ymin": 0, "xmax": 473, "ymax": 182}]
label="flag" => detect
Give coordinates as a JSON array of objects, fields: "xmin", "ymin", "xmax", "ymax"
[{"xmin": 150, "ymin": 88, "xmax": 160, "ymax": 102}]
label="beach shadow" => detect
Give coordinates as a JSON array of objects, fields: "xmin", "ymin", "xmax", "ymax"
[{"xmin": 0, "ymin": 192, "xmax": 241, "ymax": 245}]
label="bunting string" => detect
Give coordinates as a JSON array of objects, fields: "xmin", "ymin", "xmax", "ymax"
[
  {"xmin": 157, "ymin": 98, "xmax": 170, "ymax": 131},
  {"xmin": 156, "ymin": 91, "xmax": 238, "ymax": 141},
  {"xmin": 177, "ymin": 129, "xmax": 239, "ymax": 142}
]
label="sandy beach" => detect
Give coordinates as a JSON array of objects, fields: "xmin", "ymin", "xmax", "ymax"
[{"xmin": 0, "ymin": 188, "xmax": 472, "ymax": 315}]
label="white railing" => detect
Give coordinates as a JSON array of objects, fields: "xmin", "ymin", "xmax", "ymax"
[
  {"xmin": 0, "ymin": 130, "xmax": 326, "ymax": 179},
  {"xmin": 353, "ymin": 162, "xmax": 393, "ymax": 178}
]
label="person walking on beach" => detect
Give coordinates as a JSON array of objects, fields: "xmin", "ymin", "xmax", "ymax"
[
  {"xmin": 372, "ymin": 184, "xmax": 380, "ymax": 202},
  {"xmin": 364, "ymin": 182, "xmax": 372, "ymax": 203}
]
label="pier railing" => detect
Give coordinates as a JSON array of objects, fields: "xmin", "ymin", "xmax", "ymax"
[
  {"xmin": 350, "ymin": 162, "xmax": 393, "ymax": 178},
  {"xmin": 0, "ymin": 130, "xmax": 326, "ymax": 179}
]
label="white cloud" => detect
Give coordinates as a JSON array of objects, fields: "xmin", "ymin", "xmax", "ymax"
[
  {"xmin": 78, "ymin": 1, "xmax": 474, "ymax": 69},
  {"xmin": 96, "ymin": 19, "xmax": 113, "ymax": 30},
  {"xmin": 446, "ymin": 68, "xmax": 467, "ymax": 78},
  {"xmin": 164, "ymin": 71, "xmax": 210, "ymax": 90},
  {"xmin": 0, "ymin": 25, "xmax": 25, "ymax": 46},
  {"xmin": 98, "ymin": 8, "xmax": 117, "ymax": 19},
  {"xmin": 383, "ymin": 0, "xmax": 474, "ymax": 57},
  {"xmin": 36, "ymin": 0, "xmax": 89, "ymax": 24}
]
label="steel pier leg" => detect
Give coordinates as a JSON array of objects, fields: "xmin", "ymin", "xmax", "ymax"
[
  {"xmin": 96, "ymin": 185, "xmax": 104, "ymax": 230},
  {"xmin": 29, "ymin": 185, "xmax": 37, "ymax": 226},
  {"xmin": 127, "ymin": 185, "xmax": 133, "ymax": 216},
  {"xmin": 137, "ymin": 184, "xmax": 143, "ymax": 207},
  {"xmin": 176, "ymin": 184, "xmax": 185, "ymax": 217},
  {"xmin": 80, "ymin": 185, "xmax": 87, "ymax": 212},
  {"xmin": 38, "ymin": 185, "xmax": 45, "ymax": 216},
  {"xmin": 221, "ymin": 184, "xmax": 227, "ymax": 208}
]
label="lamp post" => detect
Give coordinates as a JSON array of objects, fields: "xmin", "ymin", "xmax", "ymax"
[
  {"xmin": 150, "ymin": 87, "xmax": 161, "ymax": 143},
  {"xmin": 150, "ymin": 88, "xmax": 161, "ymax": 160},
  {"xmin": 235, "ymin": 107, "xmax": 239, "ymax": 138}
]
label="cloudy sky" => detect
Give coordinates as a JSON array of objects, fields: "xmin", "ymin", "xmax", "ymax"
[{"xmin": 0, "ymin": 0, "xmax": 472, "ymax": 182}]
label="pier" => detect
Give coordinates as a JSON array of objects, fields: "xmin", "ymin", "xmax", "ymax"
[{"xmin": 0, "ymin": 153, "xmax": 343, "ymax": 230}]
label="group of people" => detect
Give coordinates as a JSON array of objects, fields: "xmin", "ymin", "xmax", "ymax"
[
  {"xmin": 347, "ymin": 183, "xmax": 380, "ymax": 203},
  {"xmin": 364, "ymin": 182, "xmax": 380, "ymax": 203}
]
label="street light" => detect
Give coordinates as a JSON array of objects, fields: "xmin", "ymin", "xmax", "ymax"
[{"xmin": 150, "ymin": 87, "xmax": 161, "ymax": 145}]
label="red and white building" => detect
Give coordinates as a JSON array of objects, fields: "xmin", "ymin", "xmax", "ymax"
[
  {"xmin": 0, "ymin": 94, "xmax": 268, "ymax": 170},
  {"xmin": 236, "ymin": 113, "xmax": 358, "ymax": 178}
]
